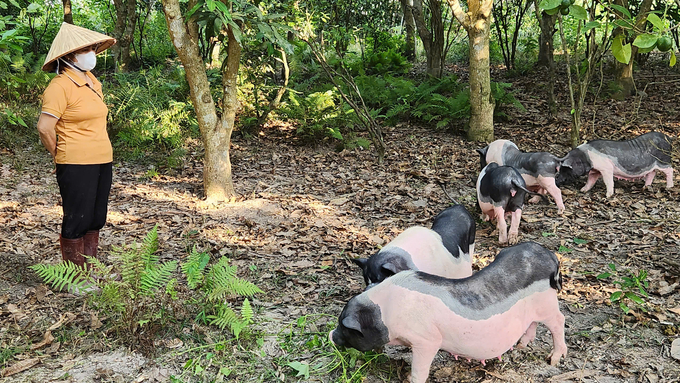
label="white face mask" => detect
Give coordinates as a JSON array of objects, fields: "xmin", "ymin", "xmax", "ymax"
[{"xmin": 74, "ymin": 51, "xmax": 97, "ymax": 71}]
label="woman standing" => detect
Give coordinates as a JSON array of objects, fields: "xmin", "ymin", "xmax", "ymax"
[{"xmin": 37, "ymin": 23, "xmax": 116, "ymax": 267}]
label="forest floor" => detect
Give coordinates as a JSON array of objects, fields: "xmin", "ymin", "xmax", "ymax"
[{"xmin": 1, "ymin": 58, "xmax": 680, "ymax": 383}]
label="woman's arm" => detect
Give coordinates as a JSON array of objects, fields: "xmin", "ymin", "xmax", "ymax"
[{"xmin": 37, "ymin": 113, "xmax": 58, "ymax": 159}]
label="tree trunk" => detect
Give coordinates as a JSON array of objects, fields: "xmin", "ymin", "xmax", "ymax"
[
  {"xmin": 63, "ymin": 0, "xmax": 73, "ymax": 24},
  {"xmin": 112, "ymin": 0, "xmax": 138, "ymax": 72},
  {"xmin": 533, "ymin": 1, "xmax": 556, "ymax": 115},
  {"xmin": 447, "ymin": 0, "xmax": 495, "ymax": 141},
  {"xmin": 400, "ymin": 0, "xmax": 417, "ymax": 61},
  {"xmin": 411, "ymin": 0, "xmax": 445, "ymax": 77},
  {"xmin": 162, "ymin": 0, "xmax": 236, "ymax": 201},
  {"xmin": 467, "ymin": 18, "xmax": 494, "ymax": 142},
  {"xmin": 537, "ymin": 11, "xmax": 556, "ymax": 67}
]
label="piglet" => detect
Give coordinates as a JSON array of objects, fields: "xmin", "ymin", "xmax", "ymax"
[
  {"xmin": 431, "ymin": 204, "xmax": 475, "ymax": 262},
  {"xmin": 477, "ymin": 162, "xmax": 542, "ymax": 245},
  {"xmin": 352, "ymin": 211, "xmax": 474, "ymax": 285},
  {"xmin": 556, "ymin": 132, "xmax": 673, "ymax": 198},
  {"xmin": 477, "ymin": 140, "xmax": 565, "ymax": 214},
  {"xmin": 331, "ymin": 241, "xmax": 567, "ymax": 383}
]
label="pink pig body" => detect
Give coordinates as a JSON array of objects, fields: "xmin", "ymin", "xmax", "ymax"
[
  {"xmin": 557, "ymin": 132, "xmax": 674, "ymax": 198},
  {"xmin": 331, "ymin": 242, "xmax": 567, "ymax": 383},
  {"xmin": 383, "ymin": 227, "xmax": 473, "ymax": 279},
  {"xmin": 371, "ymin": 283, "xmax": 564, "ymax": 383},
  {"xmin": 581, "ymin": 151, "xmax": 673, "ymax": 197}
]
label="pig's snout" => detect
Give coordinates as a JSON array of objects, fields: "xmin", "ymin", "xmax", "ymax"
[{"xmin": 329, "ymin": 330, "xmax": 335, "ymax": 345}]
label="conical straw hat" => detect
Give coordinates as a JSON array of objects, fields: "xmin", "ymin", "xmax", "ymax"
[{"xmin": 42, "ymin": 22, "xmax": 117, "ymax": 72}]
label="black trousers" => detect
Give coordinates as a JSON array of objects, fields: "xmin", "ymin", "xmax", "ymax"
[{"xmin": 56, "ymin": 163, "xmax": 113, "ymax": 239}]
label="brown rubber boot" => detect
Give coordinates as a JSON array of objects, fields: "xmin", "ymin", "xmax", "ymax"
[
  {"xmin": 83, "ymin": 230, "xmax": 99, "ymax": 258},
  {"xmin": 60, "ymin": 236, "xmax": 85, "ymax": 268}
]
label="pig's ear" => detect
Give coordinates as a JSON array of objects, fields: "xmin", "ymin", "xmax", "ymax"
[
  {"xmin": 561, "ymin": 157, "xmax": 573, "ymax": 169},
  {"xmin": 351, "ymin": 258, "xmax": 368, "ymax": 271},
  {"xmin": 381, "ymin": 262, "xmax": 399, "ymax": 276},
  {"xmin": 341, "ymin": 315, "xmax": 363, "ymax": 334},
  {"xmin": 476, "ymin": 147, "xmax": 488, "ymax": 157}
]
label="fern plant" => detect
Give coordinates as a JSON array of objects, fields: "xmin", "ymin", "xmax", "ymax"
[
  {"xmin": 31, "ymin": 225, "xmax": 179, "ymax": 346},
  {"xmin": 182, "ymin": 246, "xmax": 263, "ymax": 338}
]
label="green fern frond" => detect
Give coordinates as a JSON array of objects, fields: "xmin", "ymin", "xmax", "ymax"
[
  {"xmin": 206, "ymin": 257, "xmax": 238, "ymax": 288},
  {"xmin": 181, "ymin": 246, "xmax": 210, "ymax": 290},
  {"xmin": 141, "ymin": 225, "xmax": 159, "ymax": 267},
  {"xmin": 207, "ymin": 303, "xmax": 239, "ymax": 331},
  {"xmin": 139, "ymin": 261, "xmax": 178, "ymax": 294},
  {"xmin": 118, "ymin": 246, "xmax": 144, "ymax": 287},
  {"xmin": 30, "ymin": 262, "xmax": 90, "ymax": 292},
  {"xmin": 84, "ymin": 256, "xmax": 115, "ymax": 279},
  {"xmin": 207, "ymin": 276, "xmax": 263, "ymax": 302},
  {"xmin": 231, "ymin": 320, "xmax": 247, "ymax": 339},
  {"xmin": 241, "ymin": 298, "xmax": 254, "ymax": 323}
]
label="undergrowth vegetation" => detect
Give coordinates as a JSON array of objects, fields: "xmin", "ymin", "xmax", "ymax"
[
  {"xmin": 31, "ymin": 226, "xmax": 263, "ymax": 356},
  {"xmin": 276, "ymin": 314, "xmax": 394, "ymax": 382}
]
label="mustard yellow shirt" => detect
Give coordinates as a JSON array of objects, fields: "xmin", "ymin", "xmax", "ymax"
[{"xmin": 41, "ymin": 67, "xmax": 113, "ymax": 164}]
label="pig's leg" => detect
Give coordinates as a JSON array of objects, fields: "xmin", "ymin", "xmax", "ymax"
[
  {"xmin": 580, "ymin": 171, "xmax": 601, "ymax": 193},
  {"xmin": 644, "ymin": 170, "xmax": 656, "ymax": 187},
  {"xmin": 507, "ymin": 209, "xmax": 522, "ymax": 245},
  {"xmin": 538, "ymin": 176, "xmax": 565, "ymax": 214},
  {"xmin": 494, "ymin": 206, "xmax": 508, "ymax": 244},
  {"xmin": 528, "ymin": 188, "xmax": 546, "ymax": 204},
  {"xmin": 599, "ymin": 169, "xmax": 615, "ymax": 198},
  {"xmin": 660, "ymin": 167, "xmax": 674, "ymax": 188},
  {"xmin": 516, "ymin": 322, "xmax": 538, "ymax": 348},
  {"xmin": 410, "ymin": 345, "xmax": 440, "ymax": 383},
  {"xmin": 542, "ymin": 311, "xmax": 568, "ymax": 366}
]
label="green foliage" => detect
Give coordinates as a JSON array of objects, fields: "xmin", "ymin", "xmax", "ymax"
[
  {"xmin": 278, "ymin": 89, "xmax": 356, "ymax": 140},
  {"xmin": 182, "ymin": 247, "xmax": 263, "ymax": 338},
  {"xmin": 597, "ymin": 263, "xmax": 649, "ymax": 315},
  {"xmin": 106, "ymin": 66, "xmax": 197, "ymax": 156},
  {"xmin": 29, "ymin": 261, "xmax": 92, "ymax": 293},
  {"xmin": 276, "ymin": 314, "xmax": 392, "ymax": 382},
  {"xmin": 358, "ymin": 74, "xmax": 469, "ymax": 130},
  {"xmin": 30, "ymin": 225, "xmax": 179, "ymax": 345},
  {"xmin": 359, "ymin": 49, "xmax": 410, "ymax": 76},
  {"xmin": 354, "ymin": 74, "xmax": 518, "ymax": 131},
  {"xmin": 490, "ymin": 82, "xmax": 526, "ymax": 118}
]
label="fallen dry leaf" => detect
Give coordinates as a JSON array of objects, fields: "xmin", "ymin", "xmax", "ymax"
[
  {"xmin": 672, "ymin": 339, "xmax": 680, "ymax": 361},
  {"xmin": 30, "ymin": 330, "xmax": 54, "ymax": 350},
  {"xmin": 1, "ymin": 358, "xmax": 40, "ymax": 377},
  {"xmin": 549, "ymin": 369, "xmax": 600, "ymax": 382},
  {"xmin": 48, "ymin": 312, "xmax": 77, "ymax": 331}
]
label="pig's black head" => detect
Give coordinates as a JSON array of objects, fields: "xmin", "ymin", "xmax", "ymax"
[
  {"xmin": 556, "ymin": 149, "xmax": 591, "ymax": 186},
  {"xmin": 351, "ymin": 256, "xmax": 401, "ymax": 286},
  {"xmin": 331, "ymin": 294, "xmax": 389, "ymax": 351},
  {"xmin": 476, "ymin": 146, "xmax": 489, "ymax": 169}
]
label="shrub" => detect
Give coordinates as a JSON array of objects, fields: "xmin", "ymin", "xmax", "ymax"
[{"xmin": 30, "ymin": 225, "xmax": 179, "ymax": 349}]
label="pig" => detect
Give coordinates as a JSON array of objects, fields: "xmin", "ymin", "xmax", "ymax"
[
  {"xmin": 331, "ymin": 241, "xmax": 567, "ymax": 383},
  {"xmin": 352, "ymin": 211, "xmax": 474, "ymax": 286},
  {"xmin": 477, "ymin": 140, "xmax": 565, "ymax": 214},
  {"xmin": 556, "ymin": 132, "xmax": 673, "ymax": 198},
  {"xmin": 477, "ymin": 163, "xmax": 544, "ymax": 245},
  {"xmin": 431, "ymin": 204, "xmax": 476, "ymax": 262}
]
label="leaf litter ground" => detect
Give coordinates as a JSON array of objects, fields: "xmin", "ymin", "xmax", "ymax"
[{"xmin": 1, "ymin": 60, "xmax": 680, "ymax": 382}]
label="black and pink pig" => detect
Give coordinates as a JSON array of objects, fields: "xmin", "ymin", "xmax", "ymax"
[
  {"xmin": 556, "ymin": 132, "xmax": 673, "ymax": 197},
  {"xmin": 477, "ymin": 163, "xmax": 543, "ymax": 245},
  {"xmin": 331, "ymin": 241, "xmax": 567, "ymax": 383},
  {"xmin": 477, "ymin": 140, "xmax": 565, "ymax": 214},
  {"xmin": 352, "ymin": 205, "xmax": 475, "ymax": 285}
]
